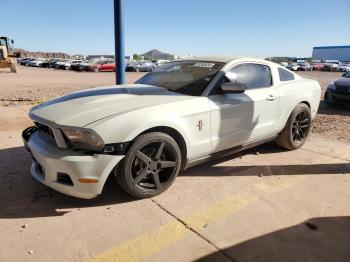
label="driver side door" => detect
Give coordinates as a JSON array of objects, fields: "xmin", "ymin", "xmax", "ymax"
[{"xmin": 209, "ymin": 63, "xmax": 279, "ymax": 153}]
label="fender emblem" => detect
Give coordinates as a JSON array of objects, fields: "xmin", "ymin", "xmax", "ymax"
[{"xmin": 197, "ymin": 120, "xmax": 204, "ymax": 131}]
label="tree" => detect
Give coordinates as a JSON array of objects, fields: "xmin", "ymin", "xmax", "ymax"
[{"xmin": 133, "ymin": 54, "xmax": 140, "ymax": 60}]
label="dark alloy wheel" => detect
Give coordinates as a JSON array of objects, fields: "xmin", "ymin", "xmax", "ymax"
[
  {"xmin": 276, "ymin": 103, "xmax": 311, "ymax": 150},
  {"xmin": 117, "ymin": 132, "xmax": 181, "ymax": 198},
  {"xmin": 291, "ymin": 111, "xmax": 310, "ymax": 145}
]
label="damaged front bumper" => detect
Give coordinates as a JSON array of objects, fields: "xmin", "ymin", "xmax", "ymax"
[{"xmin": 22, "ymin": 126, "xmax": 124, "ymax": 199}]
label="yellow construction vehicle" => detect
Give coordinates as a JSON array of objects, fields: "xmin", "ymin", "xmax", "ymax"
[{"xmin": 0, "ymin": 36, "xmax": 17, "ymax": 73}]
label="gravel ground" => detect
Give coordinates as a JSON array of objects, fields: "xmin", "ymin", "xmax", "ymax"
[
  {"xmin": 0, "ymin": 66, "xmax": 145, "ymax": 105},
  {"xmin": 0, "ymin": 67, "xmax": 349, "ymax": 142}
]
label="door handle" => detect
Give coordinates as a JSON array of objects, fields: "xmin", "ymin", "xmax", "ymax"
[{"xmin": 266, "ymin": 95, "xmax": 276, "ymax": 101}]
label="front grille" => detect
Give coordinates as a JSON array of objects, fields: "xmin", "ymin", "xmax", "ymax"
[{"xmin": 0, "ymin": 50, "xmax": 4, "ymax": 59}]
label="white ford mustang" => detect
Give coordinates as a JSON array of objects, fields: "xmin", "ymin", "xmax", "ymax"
[{"xmin": 22, "ymin": 57, "xmax": 321, "ymax": 199}]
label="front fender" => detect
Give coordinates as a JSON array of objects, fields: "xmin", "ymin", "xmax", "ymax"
[{"xmin": 86, "ymin": 97, "xmax": 212, "ymax": 160}]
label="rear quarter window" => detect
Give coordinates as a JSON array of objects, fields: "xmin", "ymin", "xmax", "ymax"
[{"xmin": 278, "ymin": 68, "xmax": 295, "ymax": 81}]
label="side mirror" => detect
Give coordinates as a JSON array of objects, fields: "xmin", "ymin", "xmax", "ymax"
[{"xmin": 220, "ymin": 82, "xmax": 246, "ymax": 94}]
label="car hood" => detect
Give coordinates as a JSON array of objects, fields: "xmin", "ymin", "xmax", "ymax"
[
  {"xmin": 29, "ymin": 84, "xmax": 191, "ymax": 127},
  {"xmin": 334, "ymin": 77, "xmax": 350, "ymax": 87}
]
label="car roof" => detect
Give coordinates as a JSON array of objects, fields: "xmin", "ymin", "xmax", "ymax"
[
  {"xmin": 176, "ymin": 56, "xmax": 270, "ymax": 65},
  {"xmin": 177, "ymin": 56, "xmax": 237, "ymax": 63}
]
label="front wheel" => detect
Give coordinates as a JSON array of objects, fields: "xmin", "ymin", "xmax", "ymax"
[
  {"xmin": 116, "ymin": 132, "xmax": 182, "ymax": 198},
  {"xmin": 276, "ymin": 103, "xmax": 311, "ymax": 150},
  {"xmin": 10, "ymin": 60, "xmax": 17, "ymax": 73}
]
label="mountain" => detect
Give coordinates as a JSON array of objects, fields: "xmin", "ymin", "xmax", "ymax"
[
  {"xmin": 141, "ymin": 49, "xmax": 173, "ymax": 60},
  {"xmin": 13, "ymin": 48, "xmax": 71, "ymax": 59}
]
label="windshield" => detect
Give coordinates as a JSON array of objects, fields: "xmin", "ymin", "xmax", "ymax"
[
  {"xmin": 136, "ymin": 61, "xmax": 224, "ymax": 96},
  {"xmin": 0, "ymin": 38, "xmax": 7, "ymax": 46}
]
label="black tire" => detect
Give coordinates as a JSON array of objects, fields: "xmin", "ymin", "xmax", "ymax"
[
  {"xmin": 276, "ymin": 103, "xmax": 311, "ymax": 150},
  {"xmin": 116, "ymin": 132, "xmax": 182, "ymax": 198}
]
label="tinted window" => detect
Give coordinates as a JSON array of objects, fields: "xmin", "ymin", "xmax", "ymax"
[
  {"xmin": 226, "ymin": 63, "xmax": 272, "ymax": 89},
  {"xmin": 278, "ymin": 68, "xmax": 295, "ymax": 81}
]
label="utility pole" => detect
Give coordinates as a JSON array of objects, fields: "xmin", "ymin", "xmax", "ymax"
[{"xmin": 114, "ymin": 0, "xmax": 125, "ymax": 84}]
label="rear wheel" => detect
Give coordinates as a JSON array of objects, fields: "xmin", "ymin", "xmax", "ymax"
[
  {"xmin": 276, "ymin": 103, "xmax": 311, "ymax": 150},
  {"xmin": 116, "ymin": 132, "xmax": 181, "ymax": 198}
]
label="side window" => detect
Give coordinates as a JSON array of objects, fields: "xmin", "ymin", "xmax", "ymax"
[
  {"xmin": 278, "ymin": 68, "xmax": 295, "ymax": 81},
  {"xmin": 226, "ymin": 63, "xmax": 272, "ymax": 89}
]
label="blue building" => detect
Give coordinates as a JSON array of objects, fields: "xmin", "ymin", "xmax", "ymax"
[{"xmin": 312, "ymin": 46, "xmax": 350, "ymax": 62}]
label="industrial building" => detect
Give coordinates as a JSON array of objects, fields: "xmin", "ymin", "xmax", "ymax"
[{"xmin": 312, "ymin": 45, "xmax": 350, "ymax": 62}]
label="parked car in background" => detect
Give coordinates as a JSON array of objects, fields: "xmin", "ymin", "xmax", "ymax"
[
  {"xmin": 156, "ymin": 60, "xmax": 170, "ymax": 67},
  {"xmin": 97, "ymin": 61, "xmax": 115, "ymax": 72},
  {"xmin": 286, "ymin": 63, "xmax": 300, "ymax": 71},
  {"xmin": 55, "ymin": 60, "xmax": 70, "ymax": 69},
  {"xmin": 49, "ymin": 59, "xmax": 63, "ymax": 68},
  {"xmin": 321, "ymin": 62, "xmax": 339, "ymax": 72},
  {"xmin": 321, "ymin": 63, "xmax": 338, "ymax": 72},
  {"xmin": 126, "ymin": 61, "xmax": 156, "ymax": 72},
  {"xmin": 324, "ymin": 72, "xmax": 350, "ymax": 106},
  {"xmin": 39, "ymin": 60, "xmax": 50, "ymax": 68},
  {"xmin": 28, "ymin": 58, "xmax": 48, "ymax": 67},
  {"xmin": 125, "ymin": 61, "xmax": 138, "ymax": 72},
  {"xmin": 19, "ymin": 58, "xmax": 35, "ymax": 66},
  {"xmin": 297, "ymin": 63, "xmax": 313, "ymax": 71},
  {"xmin": 68, "ymin": 60, "xmax": 84, "ymax": 70},
  {"xmin": 70, "ymin": 60, "xmax": 88, "ymax": 71},
  {"xmin": 337, "ymin": 63, "xmax": 350, "ymax": 72},
  {"xmin": 22, "ymin": 57, "xmax": 321, "ymax": 199},
  {"xmin": 76, "ymin": 59, "xmax": 113, "ymax": 72},
  {"xmin": 137, "ymin": 61, "xmax": 156, "ymax": 72},
  {"xmin": 312, "ymin": 63, "xmax": 325, "ymax": 71},
  {"xmin": 56, "ymin": 60, "xmax": 83, "ymax": 70},
  {"xmin": 16, "ymin": 57, "xmax": 25, "ymax": 64}
]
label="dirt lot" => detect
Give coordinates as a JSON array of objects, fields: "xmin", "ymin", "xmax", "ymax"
[
  {"xmin": 0, "ymin": 66, "xmax": 144, "ymax": 104},
  {"xmin": 1, "ymin": 67, "xmax": 349, "ymax": 143},
  {"xmin": 0, "ymin": 67, "xmax": 350, "ymax": 261}
]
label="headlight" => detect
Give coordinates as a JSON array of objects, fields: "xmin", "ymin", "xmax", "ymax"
[
  {"xmin": 61, "ymin": 128, "xmax": 104, "ymax": 151},
  {"xmin": 328, "ymin": 82, "xmax": 336, "ymax": 90}
]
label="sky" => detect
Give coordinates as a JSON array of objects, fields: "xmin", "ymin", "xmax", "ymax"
[{"xmin": 2, "ymin": 0, "xmax": 350, "ymax": 57}]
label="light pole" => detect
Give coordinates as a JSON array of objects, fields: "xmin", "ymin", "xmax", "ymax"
[{"xmin": 114, "ymin": 0, "xmax": 125, "ymax": 84}]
